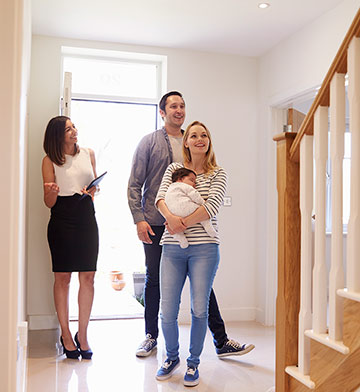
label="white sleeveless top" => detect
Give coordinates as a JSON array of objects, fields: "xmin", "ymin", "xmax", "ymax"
[{"xmin": 53, "ymin": 148, "xmax": 95, "ymax": 196}]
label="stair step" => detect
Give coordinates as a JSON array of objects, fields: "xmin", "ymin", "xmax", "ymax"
[
  {"xmin": 337, "ymin": 288, "xmax": 360, "ymax": 302},
  {"xmin": 285, "ymin": 366, "xmax": 315, "ymax": 389},
  {"xmin": 305, "ymin": 330, "xmax": 350, "ymax": 354}
]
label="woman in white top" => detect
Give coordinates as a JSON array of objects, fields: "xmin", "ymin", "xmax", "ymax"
[
  {"xmin": 155, "ymin": 121, "xmax": 227, "ymax": 387},
  {"xmin": 42, "ymin": 116, "xmax": 98, "ymax": 360}
]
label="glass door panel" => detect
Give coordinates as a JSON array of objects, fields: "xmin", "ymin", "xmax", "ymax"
[{"xmin": 69, "ymin": 99, "xmax": 157, "ymax": 319}]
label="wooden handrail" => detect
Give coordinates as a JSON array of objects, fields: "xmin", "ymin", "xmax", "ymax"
[{"xmin": 289, "ymin": 7, "xmax": 360, "ymax": 162}]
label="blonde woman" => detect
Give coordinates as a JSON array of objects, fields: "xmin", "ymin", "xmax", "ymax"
[{"xmin": 155, "ymin": 121, "xmax": 233, "ymax": 386}]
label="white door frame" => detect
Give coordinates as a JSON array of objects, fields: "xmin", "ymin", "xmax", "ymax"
[
  {"xmin": 265, "ymin": 87, "xmax": 318, "ymax": 327},
  {"xmin": 0, "ymin": 0, "xmax": 30, "ymax": 390}
]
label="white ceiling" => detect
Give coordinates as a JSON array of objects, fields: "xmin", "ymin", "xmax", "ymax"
[{"xmin": 31, "ymin": 0, "xmax": 344, "ymax": 57}]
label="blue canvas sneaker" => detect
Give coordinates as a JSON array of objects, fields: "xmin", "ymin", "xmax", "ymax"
[
  {"xmin": 184, "ymin": 365, "xmax": 199, "ymax": 387},
  {"xmin": 135, "ymin": 334, "xmax": 157, "ymax": 357},
  {"xmin": 216, "ymin": 339, "xmax": 255, "ymax": 358},
  {"xmin": 156, "ymin": 357, "xmax": 180, "ymax": 380}
]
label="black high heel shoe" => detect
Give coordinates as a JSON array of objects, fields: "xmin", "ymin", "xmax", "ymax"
[
  {"xmin": 60, "ymin": 336, "xmax": 80, "ymax": 359},
  {"xmin": 74, "ymin": 332, "xmax": 93, "ymax": 360}
]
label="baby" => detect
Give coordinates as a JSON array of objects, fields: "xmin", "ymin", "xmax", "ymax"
[{"xmin": 164, "ymin": 167, "xmax": 216, "ymax": 248}]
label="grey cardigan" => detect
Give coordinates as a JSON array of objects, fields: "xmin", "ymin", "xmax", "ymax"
[{"xmin": 127, "ymin": 127, "xmax": 182, "ymax": 226}]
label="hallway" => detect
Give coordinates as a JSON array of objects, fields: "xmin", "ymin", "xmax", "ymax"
[{"xmin": 27, "ymin": 319, "xmax": 275, "ymax": 391}]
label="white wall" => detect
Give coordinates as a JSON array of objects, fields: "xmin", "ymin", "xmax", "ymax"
[
  {"xmin": 27, "ymin": 35, "xmax": 259, "ymax": 328},
  {"xmin": 28, "ymin": 0, "xmax": 359, "ymax": 331},
  {"xmin": 256, "ymin": 0, "xmax": 360, "ymax": 324}
]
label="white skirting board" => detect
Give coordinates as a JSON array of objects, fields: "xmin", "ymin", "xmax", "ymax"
[
  {"xmin": 29, "ymin": 308, "xmax": 259, "ymax": 328},
  {"xmin": 178, "ymin": 306, "xmax": 257, "ymax": 324},
  {"xmin": 17, "ymin": 322, "xmax": 28, "ymax": 392},
  {"xmin": 28, "ymin": 315, "xmax": 59, "ymax": 330}
]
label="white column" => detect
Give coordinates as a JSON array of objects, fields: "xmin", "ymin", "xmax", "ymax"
[
  {"xmin": 298, "ymin": 135, "xmax": 313, "ymax": 374},
  {"xmin": 313, "ymin": 106, "xmax": 328, "ymax": 334},
  {"xmin": 346, "ymin": 37, "xmax": 360, "ymax": 293},
  {"xmin": 0, "ymin": 0, "xmax": 30, "ymax": 391},
  {"xmin": 329, "ymin": 73, "xmax": 345, "ymax": 341},
  {"xmin": 62, "ymin": 72, "xmax": 72, "ymax": 117}
]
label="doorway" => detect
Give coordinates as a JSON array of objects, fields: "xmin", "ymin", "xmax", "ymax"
[{"xmin": 68, "ymin": 99, "xmax": 158, "ymax": 319}]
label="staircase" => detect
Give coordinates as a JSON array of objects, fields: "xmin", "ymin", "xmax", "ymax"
[{"xmin": 274, "ymin": 7, "xmax": 360, "ymax": 392}]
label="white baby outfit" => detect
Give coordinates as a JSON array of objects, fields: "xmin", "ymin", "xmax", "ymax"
[{"xmin": 164, "ymin": 182, "xmax": 216, "ymax": 248}]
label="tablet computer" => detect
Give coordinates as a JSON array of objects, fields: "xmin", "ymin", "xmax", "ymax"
[{"xmin": 86, "ymin": 171, "xmax": 107, "ymax": 190}]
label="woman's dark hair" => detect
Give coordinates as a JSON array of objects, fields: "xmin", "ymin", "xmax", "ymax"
[
  {"xmin": 159, "ymin": 91, "xmax": 184, "ymax": 113},
  {"xmin": 43, "ymin": 116, "xmax": 77, "ymax": 166},
  {"xmin": 171, "ymin": 167, "xmax": 196, "ymax": 183}
]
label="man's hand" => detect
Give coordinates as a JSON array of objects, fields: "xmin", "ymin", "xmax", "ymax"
[{"xmin": 136, "ymin": 221, "xmax": 155, "ymax": 244}]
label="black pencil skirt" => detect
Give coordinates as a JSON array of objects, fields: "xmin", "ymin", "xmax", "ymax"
[{"xmin": 47, "ymin": 194, "xmax": 99, "ymax": 272}]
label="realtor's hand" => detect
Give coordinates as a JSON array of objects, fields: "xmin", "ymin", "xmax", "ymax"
[
  {"xmin": 44, "ymin": 182, "xmax": 59, "ymax": 196},
  {"xmin": 81, "ymin": 186, "xmax": 96, "ymax": 200}
]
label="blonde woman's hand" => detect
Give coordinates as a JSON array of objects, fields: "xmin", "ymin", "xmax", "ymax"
[{"xmin": 166, "ymin": 215, "xmax": 187, "ymax": 234}]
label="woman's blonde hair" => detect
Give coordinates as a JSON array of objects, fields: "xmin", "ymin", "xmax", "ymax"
[{"xmin": 182, "ymin": 121, "xmax": 218, "ymax": 174}]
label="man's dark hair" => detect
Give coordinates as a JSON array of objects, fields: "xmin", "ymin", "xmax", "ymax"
[
  {"xmin": 171, "ymin": 167, "xmax": 196, "ymax": 183},
  {"xmin": 159, "ymin": 91, "xmax": 184, "ymax": 113}
]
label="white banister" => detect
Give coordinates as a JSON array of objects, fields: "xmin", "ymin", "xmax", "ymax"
[
  {"xmin": 329, "ymin": 73, "xmax": 345, "ymax": 341},
  {"xmin": 346, "ymin": 36, "xmax": 360, "ymax": 293},
  {"xmin": 313, "ymin": 106, "xmax": 328, "ymax": 334},
  {"xmin": 298, "ymin": 134, "xmax": 313, "ymax": 374}
]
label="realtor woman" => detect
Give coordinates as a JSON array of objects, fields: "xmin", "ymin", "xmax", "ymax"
[{"xmin": 42, "ymin": 115, "xmax": 98, "ymax": 360}]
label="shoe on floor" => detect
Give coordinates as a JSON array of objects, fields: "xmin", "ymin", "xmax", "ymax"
[
  {"xmin": 156, "ymin": 357, "xmax": 180, "ymax": 380},
  {"xmin": 216, "ymin": 339, "xmax": 255, "ymax": 358},
  {"xmin": 184, "ymin": 365, "xmax": 199, "ymax": 387},
  {"xmin": 136, "ymin": 333, "xmax": 157, "ymax": 357}
]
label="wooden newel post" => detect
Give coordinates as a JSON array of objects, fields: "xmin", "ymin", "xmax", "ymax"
[{"xmin": 273, "ymin": 132, "xmax": 301, "ymax": 392}]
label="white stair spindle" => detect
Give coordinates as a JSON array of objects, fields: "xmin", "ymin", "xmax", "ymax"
[
  {"xmin": 298, "ymin": 134, "xmax": 313, "ymax": 375},
  {"xmin": 313, "ymin": 106, "xmax": 328, "ymax": 334},
  {"xmin": 329, "ymin": 73, "xmax": 345, "ymax": 341},
  {"xmin": 347, "ymin": 37, "xmax": 360, "ymax": 293}
]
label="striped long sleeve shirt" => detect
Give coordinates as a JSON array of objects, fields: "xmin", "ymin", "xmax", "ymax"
[{"xmin": 155, "ymin": 162, "xmax": 227, "ymax": 246}]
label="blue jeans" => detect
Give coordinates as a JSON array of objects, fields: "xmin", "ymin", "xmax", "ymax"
[{"xmin": 160, "ymin": 244, "xmax": 220, "ymax": 368}]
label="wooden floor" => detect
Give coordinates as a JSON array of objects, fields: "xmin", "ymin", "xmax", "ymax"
[{"xmin": 27, "ymin": 318, "xmax": 275, "ymax": 392}]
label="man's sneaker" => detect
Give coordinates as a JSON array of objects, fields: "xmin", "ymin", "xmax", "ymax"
[
  {"xmin": 156, "ymin": 357, "xmax": 180, "ymax": 380},
  {"xmin": 135, "ymin": 334, "xmax": 157, "ymax": 357},
  {"xmin": 216, "ymin": 339, "xmax": 255, "ymax": 358},
  {"xmin": 184, "ymin": 365, "xmax": 199, "ymax": 387}
]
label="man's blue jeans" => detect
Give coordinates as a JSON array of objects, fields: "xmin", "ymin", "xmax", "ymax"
[{"xmin": 160, "ymin": 243, "xmax": 220, "ymax": 368}]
